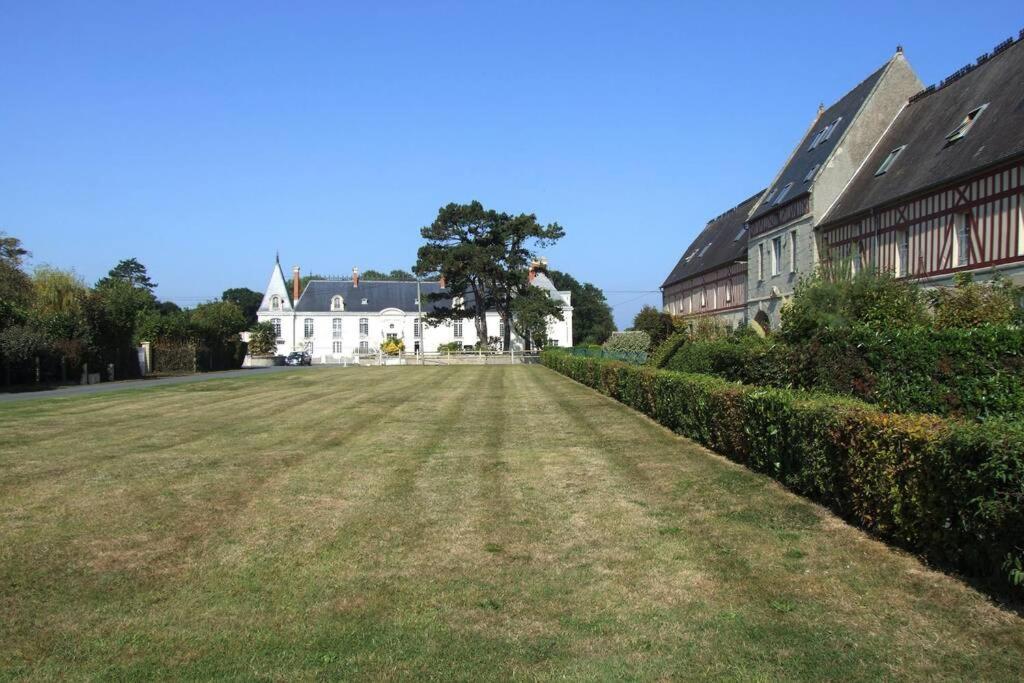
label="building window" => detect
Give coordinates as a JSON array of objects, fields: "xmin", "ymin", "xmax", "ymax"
[
  {"xmin": 386, "ymin": 332, "xmax": 398, "ymax": 341},
  {"xmin": 360, "ymin": 298, "xmax": 368, "ymax": 305},
  {"xmin": 955, "ymin": 213, "xmax": 971, "ymax": 267},
  {"xmin": 332, "ymin": 318, "xmax": 343, "ymax": 338},
  {"xmin": 333, "ymin": 341, "xmax": 343, "ymax": 354},
  {"xmin": 945, "ymin": 104, "xmax": 988, "ymax": 145},
  {"xmin": 700, "ymin": 289, "xmax": 706, "ymax": 308},
  {"xmin": 821, "ymin": 117, "xmax": 842, "ymax": 142},
  {"xmin": 271, "ymin": 318, "xmax": 281, "ymax": 339},
  {"xmin": 804, "ymin": 164, "xmax": 819, "ymax": 183},
  {"xmin": 852, "ymin": 243, "xmax": 862, "ymax": 275},
  {"xmin": 897, "ymin": 230, "xmax": 909, "ymax": 277},
  {"xmin": 875, "ymin": 145, "xmax": 906, "ymax": 176},
  {"xmin": 687, "ymin": 295, "xmax": 692, "ymax": 314},
  {"xmin": 734, "ymin": 225, "xmax": 747, "ymax": 241},
  {"xmin": 270, "ymin": 295, "xmax": 280, "ymax": 311},
  {"xmin": 771, "ymin": 236, "xmax": 782, "ymax": 276},
  {"xmin": 808, "ymin": 129, "xmax": 825, "ymax": 151},
  {"xmin": 359, "ymin": 318, "xmax": 368, "ymax": 336},
  {"xmin": 1019, "ymin": 202, "xmax": 1024, "ymax": 257},
  {"xmin": 331, "ymin": 295, "xmax": 344, "ymax": 311},
  {"xmin": 359, "ymin": 340, "xmax": 369, "ymax": 353},
  {"xmin": 304, "ymin": 318, "xmax": 314, "ymax": 338},
  {"xmin": 774, "ymin": 182, "xmax": 794, "ymax": 206},
  {"xmin": 712, "ymin": 287, "xmax": 717, "ymax": 309},
  {"xmin": 453, "ymin": 321, "xmax": 463, "ymax": 338},
  {"xmin": 790, "ymin": 230, "xmax": 798, "ymax": 273},
  {"xmin": 413, "ymin": 317, "xmax": 421, "ymax": 338},
  {"xmin": 725, "ymin": 282, "xmax": 732, "ymax": 303},
  {"xmin": 757, "ymin": 243, "xmax": 765, "ymax": 281},
  {"xmin": 763, "ymin": 188, "xmax": 777, "ymax": 205}
]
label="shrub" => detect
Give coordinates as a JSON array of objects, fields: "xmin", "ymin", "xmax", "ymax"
[
  {"xmin": 604, "ymin": 330, "xmax": 650, "ymax": 355},
  {"xmin": 648, "ymin": 329, "xmax": 689, "ymax": 368},
  {"xmin": 631, "ymin": 305, "xmax": 674, "ymax": 349},
  {"xmin": 380, "ymin": 338, "xmax": 405, "ymax": 356},
  {"xmin": 437, "ymin": 341, "xmax": 463, "ymax": 353},
  {"xmin": 247, "ymin": 322, "xmax": 277, "ymax": 356},
  {"xmin": 930, "ymin": 272, "xmax": 1024, "ymax": 329},
  {"xmin": 541, "ymin": 350, "xmax": 1024, "ymax": 597}
]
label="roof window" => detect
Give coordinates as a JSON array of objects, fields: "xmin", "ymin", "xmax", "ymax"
[
  {"xmin": 763, "ymin": 188, "xmax": 778, "ymax": 205},
  {"xmin": 808, "ymin": 129, "xmax": 825, "ymax": 151},
  {"xmin": 874, "ymin": 145, "xmax": 907, "ymax": 176},
  {"xmin": 733, "ymin": 225, "xmax": 748, "ymax": 241},
  {"xmin": 821, "ymin": 117, "xmax": 842, "ymax": 142},
  {"xmin": 804, "ymin": 164, "xmax": 820, "ymax": 183},
  {"xmin": 698, "ymin": 244, "xmax": 712, "ymax": 257},
  {"xmin": 774, "ymin": 182, "xmax": 794, "ymax": 205},
  {"xmin": 945, "ymin": 104, "xmax": 988, "ymax": 145}
]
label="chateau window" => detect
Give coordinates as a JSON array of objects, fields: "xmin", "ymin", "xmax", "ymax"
[
  {"xmin": 771, "ymin": 236, "xmax": 782, "ymax": 276},
  {"xmin": 956, "ymin": 213, "xmax": 971, "ymax": 267},
  {"xmin": 875, "ymin": 145, "xmax": 906, "ymax": 176},
  {"xmin": 945, "ymin": 104, "xmax": 988, "ymax": 145},
  {"xmin": 360, "ymin": 298, "xmax": 368, "ymax": 305},
  {"xmin": 333, "ymin": 341, "xmax": 343, "ymax": 354},
  {"xmin": 358, "ymin": 318, "xmax": 369, "ymax": 336},
  {"xmin": 271, "ymin": 318, "xmax": 281, "ymax": 339},
  {"xmin": 270, "ymin": 295, "xmax": 281, "ymax": 311},
  {"xmin": 359, "ymin": 340, "xmax": 369, "ymax": 353},
  {"xmin": 304, "ymin": 318, "xmax": 314, "ymax": 338},
  {"xmin": 774, "ymin": 182, "xmax": 794, "ymax": 206},
  {"xmin": 453, "ymin": 321, "xmax": 463, "ymax": 338},
  {"xmin": 414, "ymin": 317, "xmax": 421, "ymax": 338},
  {"xmin": 790, "ymin": 230, "xmax": 798, "ymax": 273},
  {"xmin": 332, "ymin": 318, "xmax": 343, "ymax": 338},
  {"xmin": 331, "ymin": 295, "xmax": 344, "ymax": 311}
]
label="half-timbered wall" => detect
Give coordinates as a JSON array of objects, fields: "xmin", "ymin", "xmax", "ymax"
[
  {"xmin": 663, "ymin": 262, "xmax": 747, "ymax": 318},
  {"xmin": 820, "ymin": 161, "xmax": 1024, "ymax": 279}
]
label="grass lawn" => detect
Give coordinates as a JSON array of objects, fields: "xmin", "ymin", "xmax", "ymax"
[{"xmin": 1, "ymin": 365, "xmax": 1023, "ymax": 680}]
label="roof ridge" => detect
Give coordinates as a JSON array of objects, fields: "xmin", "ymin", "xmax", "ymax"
[
  {"xmin": 908, "ymin": 28, "xmax": 1024, "ymax": 104},
  {"xmin": 704, "ymin": 189, "xmax": 765, "ymax": 225}
]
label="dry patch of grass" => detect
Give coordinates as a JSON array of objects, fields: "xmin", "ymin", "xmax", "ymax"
[{"xmin": 1, "ymin": 365, "xmax": 1022, "ymax": 680}]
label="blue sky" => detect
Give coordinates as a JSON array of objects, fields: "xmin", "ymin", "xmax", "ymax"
[{"xmin": 2, "ymin": 1, "xmax": 1021, "ymax": 328}]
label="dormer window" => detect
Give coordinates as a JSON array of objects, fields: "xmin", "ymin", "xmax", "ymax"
[
  {"xmin": 874, "ymin": 145, "xmax": 907, "ymax": 176},
  {"xmin": 945, "ymin": 104, "xmax": 988, "ymax": 145},
  {"xmin": 804, "ymin": 164, "xmax": 820, "ymax": 183},
  {"xmin": 270, "ymin": 295, "xmax": 281, "ymax": 311},
  {"xmin": 360, "ymin": 298, "xmax": 368, "ymax": 305},
  {"xmin": 733, "ymin": 226, "xmax": 747, "ymax": 241},
  {"xmin": 774, "ymin": 182, "xmax": 794, "ymax": 206},
  {"xmin": 763, "ymin": 188, "xmax": 778, "ymax": 205},
  {"xmin": 808, "ymin": 129, "xmax": 825, "ymax": 151},
  {"xmin": 331, "ymin": 295, "xmax": 344, "ymax": 311}
]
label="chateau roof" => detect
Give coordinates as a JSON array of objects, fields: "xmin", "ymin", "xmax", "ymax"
[
  {"xmin": 662, "ymin": 190, "xmax": 763, "ymax": 289},
  {"xmin": 749, "ymin": 61, "xmax": 891, "ymax": 221},
  {"xmin": 822, "ymin": 32, "xmax": 1024, "ymax": 225},
  {"xmin": 295, "ymin": 280, "xmax": 453, "ymax": 313}
]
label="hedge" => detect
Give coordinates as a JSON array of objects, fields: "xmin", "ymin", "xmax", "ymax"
[
  {"xmin": 541, "ymin": 349, "xmax": 1024, "ymax": 597},
  {"xmin": 662, "ymin": 324, "xmax": 1024, "ymax": 419}
]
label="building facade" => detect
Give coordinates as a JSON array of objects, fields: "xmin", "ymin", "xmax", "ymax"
[
  {"xmin": 256, "ymin": 258, "xmax": 573, "ymax": 361},
  {"xmin": 818, "ymin": 33, "xmax": 1024, "ymax": 288},
  {"xmin": 661, "ymin": 191, "xmax": 762, "ymax": 329}
]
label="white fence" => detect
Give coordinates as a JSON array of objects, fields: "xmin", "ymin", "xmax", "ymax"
[{"xmin": 313, "ymin": 350, "xmax": 541, "ymax": 366}]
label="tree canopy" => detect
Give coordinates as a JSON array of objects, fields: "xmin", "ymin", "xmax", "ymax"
[
  {"xmin": 547, "ymin": 269, "xmax": 615, "ymax": 345},
  {"xmin": 221, "ymin": 287, "xmax": 263, "ymax": 324},
  {"xmin": 96, "ymin": 257, "xmax": 157, "ymax": 292}
]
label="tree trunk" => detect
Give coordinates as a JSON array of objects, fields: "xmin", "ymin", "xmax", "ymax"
[
  {"xmin": 474, "ymin": 313, "xmax": 488, "ymax": 348},
  {"xmin": 502, "ymin": 313, "xmax": 511, "ymax": 351}
]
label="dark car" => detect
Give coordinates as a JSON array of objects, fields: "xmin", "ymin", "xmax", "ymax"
[{"xmin": 285, "ymin": 352, "xmax": 312, "ymax": 366}]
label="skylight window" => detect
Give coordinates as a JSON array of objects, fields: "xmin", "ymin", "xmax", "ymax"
[
  {"xmin": 945, "ymin": 104, "xmax": 988, "ymax": 144},
  {"xmin": 698, "ymin": 244, "xmax": 712, "ymax": 257},
  {"xmin": 763, "ymin": 188, "xmax": 778, "ymax": 205},
  {"xmin": 733, "ymin": 225, "xmax": 748, "ymax": 242},
  {"xmin": 804, "ymin": 164, "xmax": 820, "ymax": 183},
  {"xmin": 821, "ymin": 117, "xmax": 842, "ymax": 142},
  {"xmin": 807, "ymin": 129, "xmax": 825, "ymax": 151},
  {"xmin": 774, "ymin": 182, "xmax": 794, "ymax": 205},
  {"xmin": 874, "ymin": 145, "xmax": 907, "ymax": 176}
]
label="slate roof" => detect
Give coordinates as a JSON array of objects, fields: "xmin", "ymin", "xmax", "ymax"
[
  {"xmin": 822, "ymin": 34, "xmax": 1024, "ymax": 225},
  {"xmin": 749, "ymin": 61, "xmax": 890, "ymax": 221},
  {"xmin": 295, "ymin": 280, "xmax": 453, "ymax": 313},
  {"xmin": 662, "ymin": 191, "xmax": 763, "ymax": 289}
]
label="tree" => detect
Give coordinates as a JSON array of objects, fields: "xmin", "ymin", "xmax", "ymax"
[
  {"xmin": 362, "ymin": 268, "xmax": 415, "ymax": 281},
  {"xmin": 548, "ymin": 269, "xmax": 615, "ymax": 345},
  {"xmin": 221, "ymin": 287, "xmax": 263, "ymax": 324},
  {"xmin": 247, "ymin": 321, "xmax": 277, "ymax": 356},
  {"xmin": 189, "ymin": 301, "xmax": 247, "ymax": 344},
  {"xmin": 511, "ymin": 285, "xmax": 563, "ymax": 350},
  {"xmin": 0, "ymin": 233, "xmax": 32, "ymax": 329},
  {"xmin": 96, "ymin": 258, "xmax": 157, "ymax": 292},
  {"xmin": 414, "ymin": 201, "xmax": 564, "ymax": 350},
  {"xmin": 631, "ymin": 305, "xmax": 674, "ymax": 350}
]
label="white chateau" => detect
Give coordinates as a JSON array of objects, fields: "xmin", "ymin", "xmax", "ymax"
[{"xmin": 256, "ymin": 257, "xmax": 573, "ymax": 360}]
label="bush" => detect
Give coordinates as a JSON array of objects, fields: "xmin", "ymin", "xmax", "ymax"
[
  {"xmin": 930, "ymin": 273, "xmax": 1024, "ymax": 329},
  {"xmin": 247, "ymin": 322, "xmax": 277, "ymax": 356},
  {"xmin": 541, "ymin": 350, "xmax": 1024, "ymax": 597},
  {"xmin": 603, "ymin": 331, "xmax": 650, "ymax": 355},
  {"xmin": 437, "ymin": 341, "xmax": 463, "ymax": 353}
]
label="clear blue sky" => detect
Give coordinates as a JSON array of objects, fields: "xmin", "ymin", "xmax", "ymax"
[{"xmin": 3, "ymin": 1, "xmax": 1021, "ymax": 328}]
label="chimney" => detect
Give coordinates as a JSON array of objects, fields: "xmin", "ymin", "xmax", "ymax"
[
  {"xmin": 438, "ymin": 274, "xmax": 446, "ymax": 288},
  {"xmin": 528, "ymin": 259, "xmax": 540, "ymax": 284},
  {"xmin": 352, "ymin": 267, "xmax": 359, "ymax": 288},
  {"xmin": 292, "ymin": 266, "xmax": 300, "ymax": 302}
]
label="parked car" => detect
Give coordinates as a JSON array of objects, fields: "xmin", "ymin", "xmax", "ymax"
[{"xmin": 285, "ymin": 352, "xmax": 312, "ymax": 366}]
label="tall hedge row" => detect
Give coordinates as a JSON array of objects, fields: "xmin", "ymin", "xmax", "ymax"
[
  {"xmin": 662, "ymin": 325, "xmax": 1024, "ymax": 419},
  {"xmin": 542, "ymin": 349, "xmax": 1024, "ymax": 596}
]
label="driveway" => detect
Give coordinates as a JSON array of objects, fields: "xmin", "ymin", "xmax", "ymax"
[{"xmin": 0, "ymin": 365, "xmax": 301, "ymax": 403}]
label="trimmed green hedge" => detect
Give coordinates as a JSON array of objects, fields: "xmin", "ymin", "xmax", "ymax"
[
  {"xmin": 542, "ymin": 349, "xmax": 1024, "ymax": 596},
  {"xmin": 661, "ymin": 325, "xmax": 1024, "ymax": 419}
]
